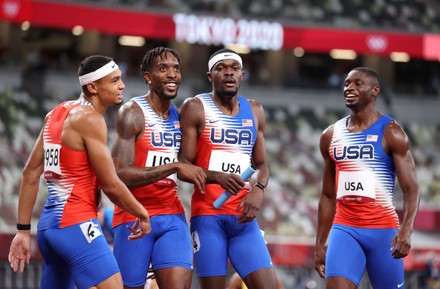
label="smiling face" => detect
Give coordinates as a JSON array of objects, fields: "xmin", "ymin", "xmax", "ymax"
[
  {"xmin": 144, "ymin": 51, "xmax": 181, "ymax": 101},
  {"xmin": 208, "ymin": 59, "xmax": 244, "ymax": 98},
  {"xmin": 343, "ymin": 69, "xmax": 380, "ymax": 110}
]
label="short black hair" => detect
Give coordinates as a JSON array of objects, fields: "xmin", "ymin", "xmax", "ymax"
[
  {"xmin": 140, "ymin": 47, "xmax": 181, "ymax": 73},
  {"xmin": 351, "ymin": 67, "xmax": 381, "ymax": 87},
  {"xmin": 78, "ymin": 55, "xmax": 113, "ymax": 77}
]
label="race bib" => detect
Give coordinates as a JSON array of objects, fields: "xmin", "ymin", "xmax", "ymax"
[
  {"xmin": 79, "ymin": 221, "xmax": 102, "ymax": 244},
  {"xmin": 337, "ymin": 171, "xmax": 376, "ymax": 202},
  {"xmin": 191, "ymin": 230, "xmax": 201, "ymax": 253},
  {"xmin": 146, "ymin": 151, "xmax": 177, "ymax": 185},
  {"xmin": 208, "ymin": 150, "xmax": 250, "ymax": 175},
  {"xmin": 43, "ymin": 144, "xmax": 61, "ymax": 180}
]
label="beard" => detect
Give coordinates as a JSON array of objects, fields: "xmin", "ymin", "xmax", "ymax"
[
  {"xmin": 218, "ymin": 86, "xmax": 239, "ymax": 98},
  {"xmin": 163, "ymin": 91, "xmax": 178, "ymax": 100}
]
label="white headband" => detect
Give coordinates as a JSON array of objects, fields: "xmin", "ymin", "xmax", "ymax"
[
  {"xmin": 208, "ymin": 52, "xmax": 243, "ymax": 71},
  {"xmin": 78, "ymin": 60, "xmax": 119, "ymax": 86}
]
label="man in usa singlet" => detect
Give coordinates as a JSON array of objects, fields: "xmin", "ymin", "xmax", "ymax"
[
  {"xmin": 111, "ymin": 47, "xmax": 206, "ymax": 289},
  {"xmin": 8, "ymin": 55, "xmax": 151, "ymax": 289},
  {"xmin": 178, "ymin": 48, "xmax": 278, "ymax": 289},
  {"xmin": 314, "ymin": 67, "xmax": 420, "ymax": 289}
]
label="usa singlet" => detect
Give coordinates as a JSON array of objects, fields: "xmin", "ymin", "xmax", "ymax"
[
  {"xmin": 38, "ymin": 100, "xmax": 100, "ymax": 230},
  {"xmin": 191, "ymin": 93, "xmax": 257, "ymax": 216},
  {"xmin": 112, "ymin": 95, "xmax": 184, "ymax": 227},
  {"xmin": 329, "ymin": 114, "xmax": 399, "ymax": 229}
]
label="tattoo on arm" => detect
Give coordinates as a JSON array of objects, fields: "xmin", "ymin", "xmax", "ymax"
[{"xmin": 127, "ymin": 167, "xmax": 173, "ymax": 188}]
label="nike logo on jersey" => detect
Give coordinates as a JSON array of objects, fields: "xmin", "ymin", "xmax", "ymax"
[
  {"xmin": 397, "ymin": 283, "xmax": 404, "ymax": 288},
  {"xmin": 209, "ymin": 119, "xmax": 220, "ymax": 124},
  {"xmin": 148, "ymin": 123, "xmax": 157, "ymax": 127}
]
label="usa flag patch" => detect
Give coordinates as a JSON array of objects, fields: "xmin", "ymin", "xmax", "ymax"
[
  {"xmin": 242, "ymin": 119, "xmax": 253, "ymax": 127},
  {"xmin": 366, "ymin": 135, "xmax": 378, "ymax": 142},
  {"xmin": 173, "ymin": 121, "xmax": 180, "ymax": 128}
]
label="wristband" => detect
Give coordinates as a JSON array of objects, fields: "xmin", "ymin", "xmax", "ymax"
[
  {"xmin": 17, "ymin": 224, "xmax": 31, "ymax": 230},
  {"xmin": 255, "ymin": 182, "xmax": 266, "ymax": 191}
]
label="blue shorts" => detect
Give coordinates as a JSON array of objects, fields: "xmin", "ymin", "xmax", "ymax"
[
  {"xmin": 37, "ymin": 219, "xmax": 119, "ymax": 289},
  {"xmin": 190, "ymin": 215, "xmax": 273, "ymax": 278},
  {"xmin": 326, "ymin": 224, "xmax": 404, "ymax": 288},
  {"xmin": 113, "ymin": 214, "xmax": 193, "ymax": 287}
]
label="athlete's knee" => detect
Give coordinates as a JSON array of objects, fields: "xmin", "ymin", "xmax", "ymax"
[
  {"xmin": 244, "ymin": 268, "xmax": 277, "ymax": 289},
  {"xmin": 326, "ymin": 276, "xmax": 357, "ymax": 289},
  {"xmin": 94, "ymin": 272, "xmax": 123, "ymax": 289}
]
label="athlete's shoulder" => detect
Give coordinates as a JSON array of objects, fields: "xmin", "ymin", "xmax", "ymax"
[
  {"xmin": 383, "ymin": 118, "xmax": 409, "ymax": 151},
  {"xmin": 120, "ymin": 96, "xmax": 142, "ymax": 110},
  {"xmin": 246, "ymin": 98, "xmax": 263, "ymax": 107},
  {"xmin": 68, "ymin": 105, "xmax": 105, "ymax": 133},
  {"xmin": 238, "ymin": 96, "xmax": 263, "ymax": 112},
  {"xmin": 181, "ymin": 94, "xmax": 204, "ymax": 110},
  {"xmin": 322, "ymin": 122, "xmax": 336, "ymax": 136}
]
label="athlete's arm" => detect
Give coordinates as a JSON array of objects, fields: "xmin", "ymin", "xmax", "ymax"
[
  {"xmin": 111, "ymin": 100, "xmax": 206, "ymax": 191},
  {"xmin": 178, "ymin": 97, "xmax": 244, "ymax": 194},
  {"xmin": 314, "ymin": 125, "xmax": 337, "ymax": 278},
  {"xmin": 238, "ymin": 100, "xmax": 268, "ymax": 223},
  {"xmin": 9, "ymin": 114, "xmax": 48, "ymax": 273},
  {"xmin": 384, "ymin": 120, "xmax": 420, "ymax": 259},
  {"xmin": 111, "ymin": 101, "xmax": 176, "ymax": 186},
  {"xmin": 178, "ymin": 97, "xmax": 204, "ymax": 166},
  {"xmin": 75, "ymin": 110, "xmax": 151, "ymax": 238}
]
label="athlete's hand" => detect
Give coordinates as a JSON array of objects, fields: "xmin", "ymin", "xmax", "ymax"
[
  {"xmin": 237, "ymin": 185, "xmax": 263, "ymax": 223},
  {"xmin": 176, "ymin": 163, "xmax": 207, "ymax": 193},
  {"xmin": 390, "ymin": 227, "xmax": 412, "ymax": 259},
  {"xmin": 314, "ymin": 247, "xmax": 326, "ymax": 278},
  {"xmin": 217, "ymin": 173, "xmax": 245, "ymax": 196},
  {"xmin": 8, "ymin": 231, "xmax": 32, "ymax": 273},
  {"xmin": 127, "ymin": 216, "xmax": 151, "ymax": 240}
]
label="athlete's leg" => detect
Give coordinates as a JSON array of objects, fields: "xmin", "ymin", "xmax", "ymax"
[
  {"xmin": 91, "ymin": 273, "xmax": 123, "ymax": 289},
  {"xmin": 363, "ymin": 228, "xmax": 404, "ymax": 289},
  {"xmin": 113, "ymin": 221, "xmax": 154, "ymax": 288},
  {"xmin": 228, "ymin": 218, "xmax": 275, "ymax": 289},
  {"xmin": 151, "ymin": 215, "xmax": 193, "ymax": 289},
  {"xmin": 243, "ymin": 268, "xmax": 277, "ymax": 289},
  {"xmin": 155, "ymin": 267, "xmax": 192, "ymax": 289},
  {"xmin": 37, "ymin": 230, "xmax": 75, "ymax": 289},
  {"xmin": 326, "ymin": 276, "xmax": 358, "ymax": 289},
  {"xmin": 41, "ymin": 220, "xmax": 121, "ymax": 289},
  {"xmin": 325, "ymin": 225, "xmax": 366, "ymax": 289},
  {"xmin": 191, "ymin": 216, "xmax": 229, "ymax": 289},
  {"xmin": 198, "ymin": 276, "xmax": 227, "ymax": 289}
]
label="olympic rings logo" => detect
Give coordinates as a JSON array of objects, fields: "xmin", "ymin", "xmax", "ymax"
[{"xmin": 366, "ymin": 35, "xmax": 388, "ymax": 52}]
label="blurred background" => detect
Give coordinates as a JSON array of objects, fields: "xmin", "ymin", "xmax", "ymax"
[{"xmin": 0, "ymin": 0, "xmax": 439, "ymax": 288}]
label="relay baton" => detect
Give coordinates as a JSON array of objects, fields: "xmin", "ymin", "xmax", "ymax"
[{"xmin": 213, "ymin": 166, "xmax": 256, "ymax": 209}]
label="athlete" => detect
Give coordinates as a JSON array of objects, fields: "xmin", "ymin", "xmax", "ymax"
[
  {"xmin": 178, "ymin": 48, "xmax": 277, "ymax": 289},
  {"xmin": 314, "ymin": 67, "xmax": 420, "ymax": 289},
  {"xmin": 8, "ymin": 55, "xmax": 151, "ymax": 289},
  {"xmin": 111, "ymin": 47, "xmax": 206, "ymax": 289}
]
